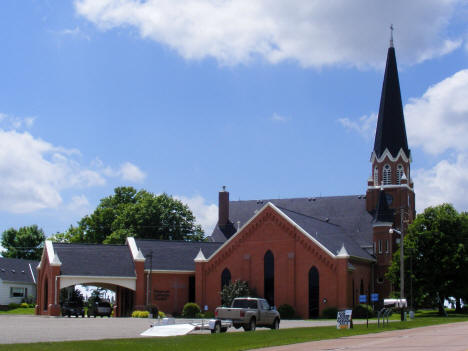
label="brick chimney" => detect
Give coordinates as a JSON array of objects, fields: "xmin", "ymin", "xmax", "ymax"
[{"xmin": 218, "ymin": 186, "xmax": 229, "ymax": 226}]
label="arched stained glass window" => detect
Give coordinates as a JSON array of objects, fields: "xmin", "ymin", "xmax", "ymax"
[
  {"xmin": 221, "ymin": 268, "xmax": 231, "ymax": 290},
  {"xmin": 264, "ymin": 250, "xmax": 274, "ymax": 306}
]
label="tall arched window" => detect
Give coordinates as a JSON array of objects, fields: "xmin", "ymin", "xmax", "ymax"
[
  {"xmin": 374, "ymin": 166, "xmax": 379, "ymax": 186},
  {"xmin": 308, "ymin": 267, "xmax": 319, "ymax": 318},
  {"xmin": 264, "ymin": 250, "xmax": 274, "ymax": 306},
  {"xmin": 383, "ymin": 164, "xmax": 391, "ymax": 185},
  {"xmin": 43, "ymin": 278, "xmax": 48, "ymax": 311},
  {"xmin": 397, "ymin": 164, "xmax": 404, "ymax": 184},
  {"xmin": 221, "ymin": 268, "xmax": 231, "ymax": 290}
]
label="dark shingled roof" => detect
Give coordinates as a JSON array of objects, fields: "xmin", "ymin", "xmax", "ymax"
[
  {"xmin": 373, "ymin": 46, "xmax": 410, "ymax": 159},
  {"xmin": 0, "ymin": 257, "xmax": 38, "ymax": 284},
  {"xmin": 135, "ymin": 239, "xmax": 222, "ymax": 271},
  {"xmin": 209, "ymin": 195, "xmax": 375, "ymax": 260},
  {"xmin": 53, "ymin": 243, "xmax": 135, "ymax": 277}
]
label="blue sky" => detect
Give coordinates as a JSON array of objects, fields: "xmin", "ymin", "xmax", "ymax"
[{"xmin": 1, "ymin": 0, "xmax": 468, "ymax": 239}]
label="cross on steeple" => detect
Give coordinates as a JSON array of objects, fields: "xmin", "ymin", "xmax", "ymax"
[{"xmin": 390, "ymin": 24, "xmax": 394, "ymax": 48}]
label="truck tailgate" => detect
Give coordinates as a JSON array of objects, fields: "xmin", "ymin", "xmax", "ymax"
[{"xmin": 216, "ymin": 307, "xmax": 244, "ymax": 320}]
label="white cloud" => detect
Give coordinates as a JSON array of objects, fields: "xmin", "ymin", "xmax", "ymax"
[
  {"xmin": 75, "ymin": 0, "xmax": 463, "ymax": 68},
  {"xmin": 0, "ymin": 129, "xmax": 106, "ymax": 213},
  {"xmin": 119, "ymin": 162, "xmax": 146, "ymax": 183},
  {"xmin": 96, "ymin": 159, "xmax": 146, "ymax": 183},
  {"xmin": 0, "ymin": 119, "xmax": 146, "ymax": 214},
  {"xmin": 338, "ymin": 113, "xmax": 377, "ymax": 140},
  {"xmin": 271, "ymin": 113, "xmax": 289, "ymax": 122},
  {"xmin": 176, "ymin": 195, "xmax": 218, "ymax": 234},
  {"xmin": 67, "ymin": 195, "xmax": 91, "ymax": 214},
  {"xmin": 57, "ymin": 26, "xmax": 91, "ymax": 40},
  {"xmin": 0, "ymin": 113, "xmax": 36, "ymax": 129},
  {"xmin": 405, "ymin": 69, "xmax": 468, "ymax": 155},
  {"xmin": 413, "ymin": 155, "xmax": 468, "ymax": 212}
]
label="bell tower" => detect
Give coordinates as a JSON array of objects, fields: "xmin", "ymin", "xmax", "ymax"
[{"xmin": 366, "ymin": 34, "xmax": 415, "ymax": 226}]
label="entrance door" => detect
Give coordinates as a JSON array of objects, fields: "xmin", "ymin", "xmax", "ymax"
[{"xmin": 309, "ymin": 267, "xmax": 319, "ymax": 318}]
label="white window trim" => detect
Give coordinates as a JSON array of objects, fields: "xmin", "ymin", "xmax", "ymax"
[
  {"xmin": 10, "ymin": 287, "xmax": 26, "ymax": 298},
  {"xmin": 383, "ymin": 164, "xmax": 391, "ymax": 185}
]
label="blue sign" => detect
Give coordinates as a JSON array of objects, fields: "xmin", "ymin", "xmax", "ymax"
[
  {"xmin": 359, "ymin": 295, "xmax": 367, "ymax": 303},
  {"xmin": 371, "ymin": 293, "xmax": 379, "ymax": 302}
]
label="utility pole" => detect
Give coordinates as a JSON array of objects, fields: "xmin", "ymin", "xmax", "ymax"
[{"xmin": 400, "ymin": 208, "xmax": 405, "ymax": 321}]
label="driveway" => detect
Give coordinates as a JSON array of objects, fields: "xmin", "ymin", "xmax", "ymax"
[{"xmin": 0, "ymin": 315, "xmax": 377, "ymax": 344}]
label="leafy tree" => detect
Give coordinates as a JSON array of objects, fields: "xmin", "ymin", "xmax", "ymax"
[
  {"xmin": 220, "ymin": 280, "xmax": 251, "ymax": 307},
  {"xmin": 1, "ymin": 225, "xmax": 46, "ymax": 260},
  {"xmin": 387, "ymin": 204, "xmax": 468, "ymax": 315},
  {"xmin": 54, "ymin": 187, "xmax": 205, "ymax": 244}
]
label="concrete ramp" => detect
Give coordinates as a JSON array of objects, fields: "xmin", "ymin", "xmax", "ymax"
[{"xmin": 140, "ymin": 324, "xmax": 196, "ymax": 337}]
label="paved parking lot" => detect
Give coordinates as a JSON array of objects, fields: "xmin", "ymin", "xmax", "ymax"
[{"xmin": 0, "ymin": 315, "xmax": 344, "ymax": 344}]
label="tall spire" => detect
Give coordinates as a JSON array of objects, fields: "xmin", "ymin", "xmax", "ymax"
[
  {"xmin": 389, "ymin": 24, "xmax": 394, "ymax": 48},
  {"xmin": 373, "ymin": 38, "xmax": 409, "ymax": 159}
]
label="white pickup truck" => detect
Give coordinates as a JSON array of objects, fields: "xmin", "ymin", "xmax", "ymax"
[{"xmin": 210, "ymin": 297, "xmax": 280, "ymax": 333}]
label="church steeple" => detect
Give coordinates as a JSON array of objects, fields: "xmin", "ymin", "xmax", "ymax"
[
  {"xmin": 366, "ymin": 37, "xmax": 415, "ymax": 225},
  {"xmin": 373, "ymin": 43, "xmax": 409, "ymax": 159}
]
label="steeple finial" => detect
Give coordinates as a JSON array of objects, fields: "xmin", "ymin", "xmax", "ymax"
[{"xmin": 390, "ymin": 24, "xmax": 394, "ymax": 48}]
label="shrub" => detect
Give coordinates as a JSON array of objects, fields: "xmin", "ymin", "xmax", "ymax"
[
  {"xmin": 220, "ymin": 280, "xmax": 250, "ymax": 307},
  {"xmin": 132, "ymin": 310, "xmax": 149, "ymax": 318},
  {"xmin": 352, "ymin": 304, "xmax": 374, "ymax": 318},
  {"xmin": 20, "ymin": 303, "xmax": 29, "ymax": 308},
  {"xmin": 158, "ymin": 311, "xmax": 166, "ymax": 318},
  {"xmin": 461, "ymin": 306, "xmax": 468, "ymax": 314},
  {"xmin": 202, "ymin": 311, "xmax": 214, "ymax": 318},
  {"xmin": 8, "ymin": 303, "xmax": 20, "ymax": 310},
  {"xmin": 277, "ymin": 304, "xmax": 295, "ymax": 319},
  {"xmin": 182, "ymin": 303, "xmax": 201, "ymax": 318},
  {"xmin": 322, "ymin": 306, "xmax": 338, "ymax": 319}
]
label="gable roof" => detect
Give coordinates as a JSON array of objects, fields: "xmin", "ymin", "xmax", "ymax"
[
  {"xmin": 135, "ymin": 239, "xmax": 222, "ymax": 271},
  {"xmin": 53, "ymin": 243, "xmax": 135, "ymax": 277},
  {"xmin": 209, "ymin": 195, "xmax": 374, "ymax": 261},
  {"xmin": 0, "ymin": 257, "xmax": 38, "ymax": 284},
  {"xmin": 373, "ymin": 46, "xmax": 409, "ymax": 159}
]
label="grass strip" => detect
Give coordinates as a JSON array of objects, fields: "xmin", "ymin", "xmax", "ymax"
[
  {"xmin": 1, "ymin": 315, "xmax": 467, "ymax": 351},
  {"xmin": 0, "ymin": 308, "xmax": 35, "ymax": 315}
]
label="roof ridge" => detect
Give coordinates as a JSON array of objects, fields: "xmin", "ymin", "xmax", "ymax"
[
  {"xmin": 229, "ymin": 194, "xmax": 367, "ymax": 203},
  {"xmin": 135, "ymin": 238, "xmax": 220, "ymax": 244}
]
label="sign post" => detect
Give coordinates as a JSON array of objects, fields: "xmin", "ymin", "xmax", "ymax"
[{"xmin": 359, "ymin": 295, "xmax": 368, "ymax": 327}]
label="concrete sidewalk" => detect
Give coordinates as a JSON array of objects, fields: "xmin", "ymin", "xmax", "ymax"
[{"xmin": 254, "ymin": 321, "xmax": 468, "ymax": 351}]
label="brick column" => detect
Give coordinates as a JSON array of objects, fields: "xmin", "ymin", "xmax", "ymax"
[
  {"xmin": 134, "ymin": 261, "xmax": 146, "ymax": 311},
  {"xmin": 48, "ymin": 266, "xmax": 61, "ymax": 316},
  {"xmin": 336, "ymin": 257, "xmax": 350, "ymax": 309},
  {"xmin": 195, "ymin": 261, "xmax": 206, "ymax": 309}
]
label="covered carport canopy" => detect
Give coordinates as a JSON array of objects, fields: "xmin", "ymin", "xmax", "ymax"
[{"xmin": 53, "ymin": 243, "xmax": 137, "ymax": 290}]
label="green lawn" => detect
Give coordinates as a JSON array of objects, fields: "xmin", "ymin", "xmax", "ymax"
[
  {"xmin": 0, "ymin": 307, "xmax": 35, "ymax": 315},
  {"xmin": 1, "ymin": 313, "xmax": 467, "ymax": 351}
]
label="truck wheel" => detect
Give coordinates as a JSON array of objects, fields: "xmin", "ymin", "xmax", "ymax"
[
  {"xmin": 233, "ymin": 323, "xmax": 241, "ymax": 329},
  {"xmin": 244, "ymin": 318, "xmax": 256, "ymax": 332},
  {"xmin": 221, "ymin": 327, "xmax": 228, "ymax": 333},
  {"xmin": 211, "ymin": 322, "xmax": 222, "ymax": 334},
  {"xmin": 271, "ymin": 318, "xmax": 280, "ymax": 330}
]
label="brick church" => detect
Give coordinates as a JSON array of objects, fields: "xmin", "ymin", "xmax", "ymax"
[{"xmin": 36, "ymin": 41, "xmax": 415, "ymax": 318}]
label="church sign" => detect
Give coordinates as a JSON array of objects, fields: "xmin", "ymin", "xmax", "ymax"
[
  {"xmin": 336, "ymin": 310, "xmax": 353, "ymax": 329},
  {"xmin": 153, "ymin": 290, "xmax": 170, "ymax": 301}
]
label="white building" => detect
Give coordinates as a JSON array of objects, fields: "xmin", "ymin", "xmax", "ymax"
[{"xmin": 0, "ymin": 257, "xmax": 38, "ymax": 306}]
